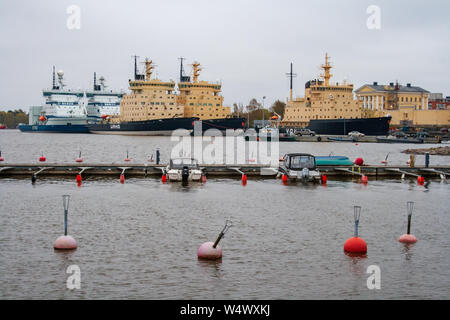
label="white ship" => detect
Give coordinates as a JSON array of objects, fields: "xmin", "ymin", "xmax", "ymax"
[{"xmin": 19, "ymin": 67, "xmax": 123, "ymax": 133}]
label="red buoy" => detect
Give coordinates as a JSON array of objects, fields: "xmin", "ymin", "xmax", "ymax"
[
  {"xmin": 282, "ymin": 174, "xmax": 288, "ymax": 183},
  {"xmin": 120, "ymin": 174, "xmax": 125, "ymax": 184},
  {"xmin": 242, "ymin": 174, "xmax": 247, "ymax": 185},
  {"xmin": 354, "ymin": 157, "xmax": 364, "ymax": 166},
  {"xmin": 39, "ymin": 156, "xmax": 46, "ymax": 162},
  {"xmin": 344, "ymin": 237, "xmax": 367, "ymax": 254},
  {"xmin": 344, "ymin": 206, "xmax": 367, "ymax": 254},
  {"xmin": 162, "ymin": 174, "xmax": 167, "ymax": 183},
  {"xmin": 321, "ymin": 174, "xmax": 327, "ymax": 184},
  {"xmin": 76, "ymin": 158, "xmax": 83, "ymax": 163},
  {"xmin": 361, "ymin": 175, "xmax": 368, "ymax": 184},
  {"xmin": 76, "ymin": 174, "xmax": 82, "ymax": 183},
  {"xmin": 417, "ymin": 176, "xmax": 424, "ymax": 185},
  {"xmin": 201, "ymin": 175, "xmax": 207, "ymax": 183}
]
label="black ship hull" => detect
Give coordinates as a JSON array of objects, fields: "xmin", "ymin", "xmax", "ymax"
[
  {"xmin": 306, "ymin": 116, "xmax": 391, "ymax": 136},
  {"xmin": 197, "ymin": 117, "xmax": 247, "ymax": 131},
  {"xmin": 87, "ymin": 117, "xmax": 197, "ymax": 136}
]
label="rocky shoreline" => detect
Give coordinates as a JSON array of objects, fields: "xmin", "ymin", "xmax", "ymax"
[{"xmin": 402, "ymin": 146, "xmax": 450, "ymax": 156}]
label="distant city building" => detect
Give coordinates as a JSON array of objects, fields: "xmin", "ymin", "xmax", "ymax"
[
  {"xmin": 355, "ymin": 82, "xmax": 429, "ymax": 111},
  {"xmin": 355, "ymin": 83, "xmax": 449, "ymax": 127},
  {"xmin": 428, "ymin": 93, "xmax": 450, "ymax": 110}
]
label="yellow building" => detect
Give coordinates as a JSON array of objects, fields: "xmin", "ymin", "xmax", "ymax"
[
  {"xmin": 282, "ymin": 54, "xmax": 362, "ymax": 127},
  {"xmin": 177, "ymin": 62, "xmax": 231, "ymax": 120},
  {"xmin": 120, "ymin": 59, "xmax": 183, "ymax": 122},
  {"xmin": 355, "ymin": 82, "xmax": 450, "ymax": 126}
]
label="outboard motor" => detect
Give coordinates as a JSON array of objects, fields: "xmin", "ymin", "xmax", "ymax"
[
  {"xmin": 301, "ymin": 168, "xmax": 310, "ymax": 181},
  {"xmin": 182, "ymin": 166, "xmax": 190, "ymax": 184}
]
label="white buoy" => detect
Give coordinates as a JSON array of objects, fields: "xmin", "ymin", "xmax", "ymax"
[
  {"xmin": 198, "ymin": 220, "xmax": 232, "ymax": 260},
  {"xmin": 54, "ymin": 195, "xmax": 77, "ymax": 250}
]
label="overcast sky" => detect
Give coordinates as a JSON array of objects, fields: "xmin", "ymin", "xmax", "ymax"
[{"xmin": 0, "ymin": 0, "xmax": 449, "ymax": 111}]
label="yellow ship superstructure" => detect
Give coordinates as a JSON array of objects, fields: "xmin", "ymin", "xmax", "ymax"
[
  {"xmin": 177, "ymin": 61, "xmax": 231, "ymax": 120},
  {"xmin": 282, "ymin": 54, "xmax": 362, "ymax": 127},
  {"xmin": 119, "ymin": 59, "xmax": 183, "ymax": 122}
]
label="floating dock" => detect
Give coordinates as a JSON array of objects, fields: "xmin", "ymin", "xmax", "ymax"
[{"xmin": 0, "ymin": 163, "xmax": 448, "ymax": 180}]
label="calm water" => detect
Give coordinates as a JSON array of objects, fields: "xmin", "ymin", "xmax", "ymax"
[{"xmin": 0, "ymin": 130, "xmax": 449, "ymax": 299}]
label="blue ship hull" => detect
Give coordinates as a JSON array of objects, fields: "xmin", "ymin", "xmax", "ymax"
[{"xmin": 18, "ymin": 124, "xmax": 90, "ymax": 133}]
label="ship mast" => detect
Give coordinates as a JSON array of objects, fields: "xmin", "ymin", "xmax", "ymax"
[
  {"xmin": 144, "ymin": 59, "xmax": 155, "ymax": 81},
  {"xmin": 192, "ymin": 61, "xmax": 202, "ymax": 83},
  {"xmin": 52, "ymin": 66, "xmax": 57, "ymax": 89},
  {"xmin": 179, "ymin": 57, "xmax": 185, "ymax": 82},
  {"xmin": 286, "ymin": 62, "xmax": 297, "ymax": 101},
  {"xmin": 132, "ymin": 55, "xmax": 139, "ymax": 80},
  {"xmin": 320, "ymin": 53, "xmax": 333, "ymax": 86}
]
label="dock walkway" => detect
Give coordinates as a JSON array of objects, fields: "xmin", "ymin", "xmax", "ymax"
[{"xmin": 0, "ymin": 163, "xmax": 448, "ymax": 180}]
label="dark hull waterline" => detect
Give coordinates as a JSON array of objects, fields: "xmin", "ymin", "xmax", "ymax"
[{"xmin": 307, "ymin": 116, "xmax": 391, "ymax": 136}]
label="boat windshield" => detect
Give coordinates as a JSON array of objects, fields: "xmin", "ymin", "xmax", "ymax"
[
  {"xmin": 289, "ymin": 156, "xmax": 315, "ymax": 169},
  {"xmin": 170, "ymin": 158, "xmax": 199, "ymax": 169}
]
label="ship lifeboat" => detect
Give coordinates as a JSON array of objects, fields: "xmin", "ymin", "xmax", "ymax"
[
  {"xmin": 39, "ymin": 115, "xmax": 46, "ymax": 122},
  {"xmin": 271, "ymin": 115, "xmax": 278, "ymax": 120},
  {"xmin": 101, "ymin": 114, "xmax": 109, "ymax": 119}
]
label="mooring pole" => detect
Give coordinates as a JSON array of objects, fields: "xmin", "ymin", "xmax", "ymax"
[
  {"xmin": 407, "ymin": 201, "xmax": 414, "ymax": 235},
  {"xmin": 63, "ymin": 195, "xmax": 70, "ymax": 236},
  {"xmin": 156, "ymin": 148, "xmax": 160, "ymax": 165},
  {"xmin": 354, "ymin": 206, "xmax": 361, "ymax": 237},
  {"xmin": 213, "ymin": 220, "xmax": 233, "ymax": 248}
]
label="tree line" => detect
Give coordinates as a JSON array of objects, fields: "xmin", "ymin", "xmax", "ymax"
[
  {"xmin": 0, "ymin": 110, "xmax": 28, "ymax": 128},
  {"xmin": 232, "ymin": 99, "xmax": 286, "ymax": 127}
]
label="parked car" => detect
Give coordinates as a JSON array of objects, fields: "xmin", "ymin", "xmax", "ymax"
[
  {"xmin": 416, "ymin": 131, "xmax": 429, "ymax": 138},
  {"xmin": 348, "ymin": 131, "xmax": 365, "ymax": 137},
  {"xmin": 296, "ymin": 128, "xmax": 316, "ymax": 136},
  {"xmin": 392, "ymin": 131, "xmax": 407, "ymax": 138}
]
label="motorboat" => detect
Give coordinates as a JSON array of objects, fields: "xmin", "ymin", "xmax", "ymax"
[
  {"xmin": 165, "ymin": 158, "xmax": 203, "ymax": 182},
  {"xmin": 278, "ymin": 153, "xmax": 321, "ymax": 182}
]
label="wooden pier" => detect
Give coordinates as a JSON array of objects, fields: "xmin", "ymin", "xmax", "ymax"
[{"xmin": 0, "ymin": 163, "xmax": 449, "ymax": 180}]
